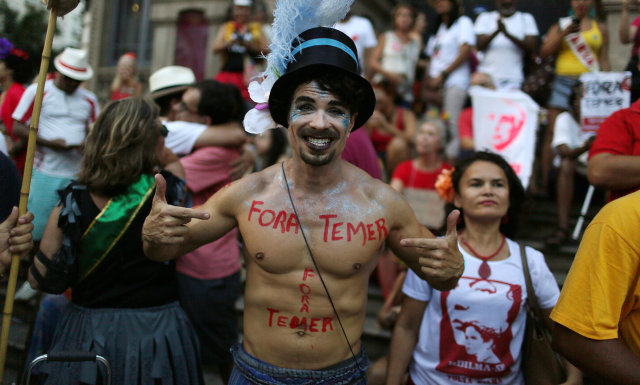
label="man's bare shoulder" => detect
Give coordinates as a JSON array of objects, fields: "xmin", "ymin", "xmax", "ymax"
[
  {"xmin": 343, "ymin": 161, "xmax": 405, "ymax": 205},
  {"xmin": 210, "ymin": 166, "xmax": 280, "ymax": 210}
]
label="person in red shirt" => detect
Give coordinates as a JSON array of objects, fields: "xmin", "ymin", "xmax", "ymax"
[
  {"xmin": 365, "ymin": 79, "xmax": 417, "ymax": 175},
  {"xmin": 619, "ymin": 0, "xmax": 640, "ymax": 103},
  {"xmin": 0, "ymin": 38, "xmax": 33, "ymax": 174},
  {"xmin": 109, "ymin": 52, "xmax": 142, "ymax": 100},
  {"xmin": 587, "ymin": 98, "xmax": 640, "ymax": 201},
  {"xmin": 391, "ymin": 117, "xmax": 452, "ymax": 232}
]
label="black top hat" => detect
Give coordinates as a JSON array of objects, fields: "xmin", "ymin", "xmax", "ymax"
[{"xmin": 268, "ymin": 27, "xmax": 375, "ymax": 131}]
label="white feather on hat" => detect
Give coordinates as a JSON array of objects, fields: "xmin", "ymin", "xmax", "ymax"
[{"xmin": 243, "ymin": 0, "xmax": 354, "ymax": 134}]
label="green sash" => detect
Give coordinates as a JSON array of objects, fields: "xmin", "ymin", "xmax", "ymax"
[{"xmin": 77, "ymin": 174, "xmax": 156, "ymax": 283}]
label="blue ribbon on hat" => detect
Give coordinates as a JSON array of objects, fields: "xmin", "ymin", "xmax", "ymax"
[{"xmin": 291, "ymin": 38, "xmax": 358, "ymax": 65}]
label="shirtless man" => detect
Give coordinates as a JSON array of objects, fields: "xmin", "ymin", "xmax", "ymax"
[{"xmin": 142, "ymin": 27, "xmax": 463, "ymax": 383}]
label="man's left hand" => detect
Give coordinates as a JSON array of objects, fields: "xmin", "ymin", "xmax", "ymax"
[{"xmin": 400, "ymin": 210, "xmax": 464, "ymax": 289}]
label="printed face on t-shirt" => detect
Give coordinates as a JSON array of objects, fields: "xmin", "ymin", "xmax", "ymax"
[
  {"xmin": 437, "ymin": 277, "xmax": 523, "ymax": 379},
  {"xmin": 461, "ymin": 324, "xmax": 500, "ymax": 364}
]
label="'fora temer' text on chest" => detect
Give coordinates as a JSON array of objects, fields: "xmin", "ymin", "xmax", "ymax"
[{"xmin": 247, "ymin": 200, "xmax": 388, "ymax": 246}]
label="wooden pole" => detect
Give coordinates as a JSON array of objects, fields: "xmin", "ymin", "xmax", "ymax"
[{"xmin": 0, "ymin": 8, "xmax": 57, "ymax": 382}]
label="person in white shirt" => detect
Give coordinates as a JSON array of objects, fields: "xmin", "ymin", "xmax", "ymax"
[
  {"xmin": 370, "ymin": 4, "xmax": 421, "ymax": 106},
  {"xmin": 335, "ymin": 11, "xmax": 378, "ymax": 78},
  {"xmin": 385, "ymin": 151, "xmax": 581, "ymax": 385},
  {"xmin": 474, "ymin": 0, "xmax": 539, "ymax": 90},
  {"xmin": 148, "ymin": 65, "xmax": 250, "ymax": 177},
  {"xmin": 424, "ymin": 0, "xmax": 476, "ymax": 160},
  {"xmin": 12, "ymin": 48, "xmax": 99, "ymax": 241},
  {"xmin": 548, "ymin": 83, "xmax": 594, "ymax": 247}
]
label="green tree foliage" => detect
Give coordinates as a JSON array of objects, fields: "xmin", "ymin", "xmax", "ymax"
[{"xmin": 0, "ymin": 2, "xmax": 60, "ymax": 81}]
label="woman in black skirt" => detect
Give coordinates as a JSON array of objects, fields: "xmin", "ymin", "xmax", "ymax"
[{"xmin": 28, "ymin": 97, "xmax": 203, "ymax": 385}]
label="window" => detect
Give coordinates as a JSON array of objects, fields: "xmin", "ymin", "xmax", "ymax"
[
  {"xmin": 175, "ymin": 10, "xmax": 208, "ymax": 81},
  {"xmin": 109, "ymin": 0, "xmax": 152, "ymax": 67}
]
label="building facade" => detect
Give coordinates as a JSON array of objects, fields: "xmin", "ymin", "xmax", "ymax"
[
  {"xmin": 84, "ymin": 0, "xmax": 635, "ymax": 103},
  {"xmin": 85, "ymin": 0, "xmax": 395, "ymax": 102}
]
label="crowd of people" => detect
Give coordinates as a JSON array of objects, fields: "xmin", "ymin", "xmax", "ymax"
[{"xmin": 0, "ymin": 0, "xmax": 640, "ymax": 384}]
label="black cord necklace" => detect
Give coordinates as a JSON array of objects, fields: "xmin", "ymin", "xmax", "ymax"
[{"xmin": 281, "ymin": 161, "xmax": 365, "ymax": 380}]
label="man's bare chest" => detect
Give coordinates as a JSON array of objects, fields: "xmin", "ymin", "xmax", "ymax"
[{"xmin": 237, "ymin": 196, "xmax": 389, "ymax": 274}]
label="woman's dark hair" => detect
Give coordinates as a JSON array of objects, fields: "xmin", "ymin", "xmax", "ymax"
[
  {"xmin": 5, "ymin": 50, "xmax": 33, "ymax": 84},
  {"xmin": 194, "ymin": 80, "xmax": 245, "ymax": 124},
  {"xmin": 263, "ymin": 128, "xmax": 288, "ymax": 168},
  {"xmin": 431, "ymin": 0, "xmax": 462, "ymax": 35},
  {"xmin": 448, "ymin": 151, "xmax": 525, "ymax": 238},
  {"xmin": 154, "ymin": 93, "xmax": 178, "ymax": 117}
]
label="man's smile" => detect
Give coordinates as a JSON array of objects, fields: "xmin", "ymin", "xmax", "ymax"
[{"xmin": 304, "ymin": 136, "xmax": 333, "ymax": 150}]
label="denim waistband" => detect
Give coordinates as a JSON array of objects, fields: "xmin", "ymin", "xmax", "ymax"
[{"xmin": 230, "ymin": 343, "xmax": 369, "ymax": 385}]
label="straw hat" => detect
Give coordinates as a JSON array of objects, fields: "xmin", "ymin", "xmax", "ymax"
[
  {"xmin": 149, "ymin": 66, "xmax": 196, "ymax": 99},
  {"xmin": 53, "ymin": 47, "xmax": 93, "ymax": 81}
]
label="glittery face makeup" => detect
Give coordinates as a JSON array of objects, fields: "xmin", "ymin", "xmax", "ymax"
[{"xmin": 287, "ymin": 81, "xmax": 354, "ymax": 167}]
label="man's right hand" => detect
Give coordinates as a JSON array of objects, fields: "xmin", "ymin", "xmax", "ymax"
[
  {"xmin": 48, "ymin": 138, "xmax": 71, "ymax": 150},
  {"xmin": 142, "ymin": 174, "xmax": 210, "ymax": 247},
  {"xmin": 400, "ymin": 210, "xmax": 464, "ymax": 291}
]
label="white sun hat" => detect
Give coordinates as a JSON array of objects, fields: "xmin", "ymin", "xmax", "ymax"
[
  {"xmin": 53, "ymin": 47, "xmax": 93, "ymax": 81},
  {"xmin": 149, "ymin": 66, "xmax": 196, "ymax": 99},
  {"xmin": 234, "ymin": 0, "xmax": 252, "ymax": 6}
]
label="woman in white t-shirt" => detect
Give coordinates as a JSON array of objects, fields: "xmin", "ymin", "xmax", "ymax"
[
  {"xmin": 424, "ymin": 0, "xmax": 476, "ymax": 160},
  {"xmin": 370, "ymin": 4, "xmax": 421, "ymax": 106},
  {"xmin": 386, "ymin": 151, "xmax": 581, "ymax": 385},
  {"xmin": 474, "ymin": 1, "xmax": 539, "ymax": 90}
]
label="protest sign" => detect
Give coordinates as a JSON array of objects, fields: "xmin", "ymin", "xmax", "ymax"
[
  {"xmin": 471, "ymin": 87, "xmax": 540, "ymax": 189},
  {"xmin": 580, "ymin": 72, "xmax": 631, "ymax": 133}
]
